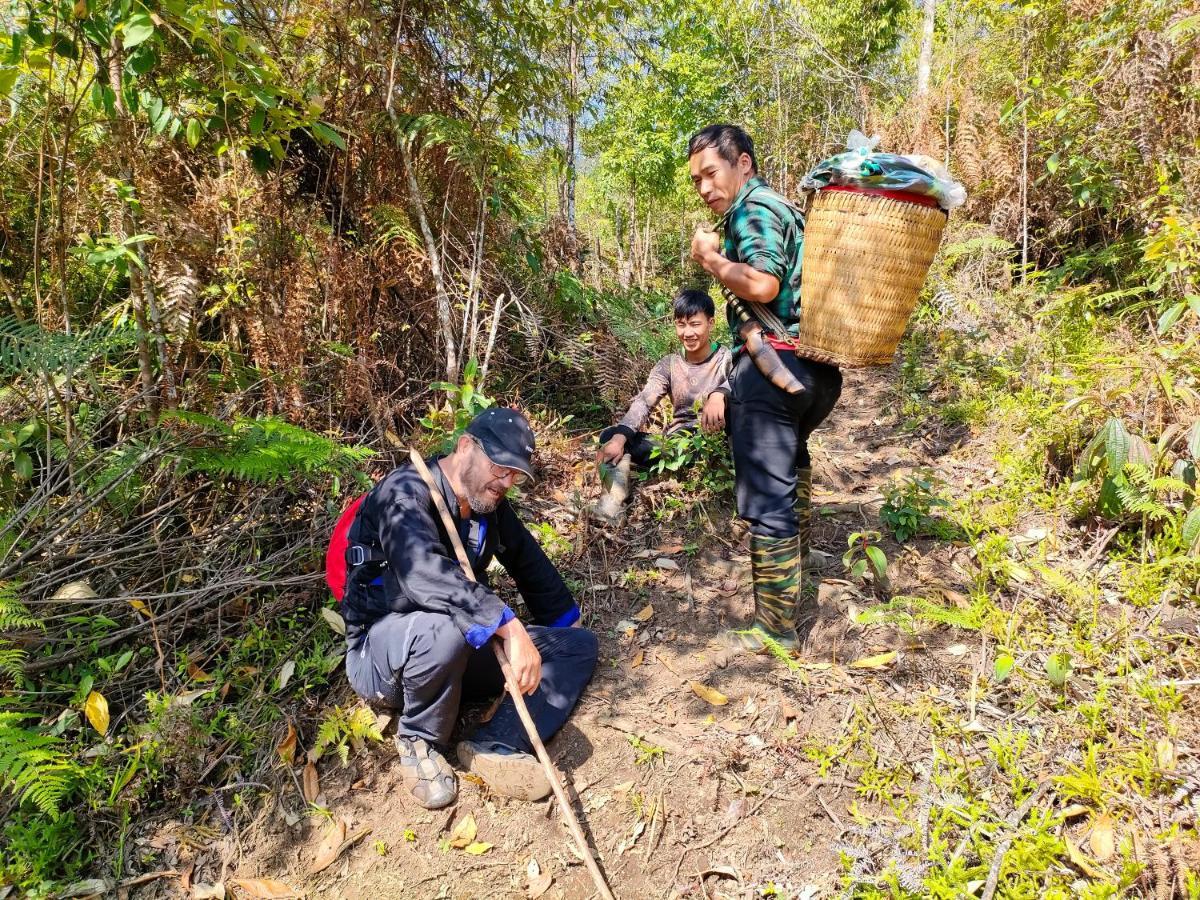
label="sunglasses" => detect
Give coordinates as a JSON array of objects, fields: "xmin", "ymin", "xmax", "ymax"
[{"xmin": 468, "ymin": 436, "xmax": 529, "ymax": 486}]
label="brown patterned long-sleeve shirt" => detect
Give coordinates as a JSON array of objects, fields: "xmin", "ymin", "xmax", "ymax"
[{"xmin": 615, "ymin": 346, "xmax": 732, "ymax": 436}]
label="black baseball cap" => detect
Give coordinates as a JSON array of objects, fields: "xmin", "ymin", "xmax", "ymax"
[{"xmin": 464, "ymin": 408, "xmax": 537, "ymax": 480}]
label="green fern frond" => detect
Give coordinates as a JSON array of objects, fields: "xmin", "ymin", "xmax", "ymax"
[
  {"xmin": 859, "ymin": 595, "xmax": 984, "ymax": 632},
  {"xmin": 169, "ymin": 416, "xmax": 372, "ymax": 484},
  {"xmin": 348, "ymin": 707, "xmax": 383, "ymax": 743},
  {"xmin": 369, "ymin": 204, "xmax": 422, "ymax": 253},
  {"xmin": 0, "ymin": 583, "xmax": 41, "ymax": 631},
  {"xmin": 0, "ymin": 640, "xmax": 26, "ymax": 678},
  {"xmin": 0, "ymin": 709, "xmax": 81, "ymax": 819},
  {"xmin": 0, "ymin": 317, "xmax": 136, "ymax": 378},
  {"xmin": 314, "ymin": 705, "xmax": 383, "ymax": 766}
]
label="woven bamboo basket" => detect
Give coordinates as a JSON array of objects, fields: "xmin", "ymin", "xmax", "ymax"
[{"xmin": 795, "ymin": 188, "xmax": 946, "ymax": 368}]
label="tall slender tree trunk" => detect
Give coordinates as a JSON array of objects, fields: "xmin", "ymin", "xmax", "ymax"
[
  {"xmin": 400, "ymin": 143, "xmax": 459, "ymax": 384},
  {"xmin": 916, "ymin": 0, "xmax": 937, "ymax": 99},
  {"xmin": 565, "ymin": 18, "xmax": 578, "ymax": 264},
  {"xmin": 387, "ymin": 20, "xmax": 459, "ymax": 383},
  {"xmin": 95, "ymin": 41, "xmax": 175, "ymax": 417}
]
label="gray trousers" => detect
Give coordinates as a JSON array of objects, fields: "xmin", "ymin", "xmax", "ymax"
[{"xmin": 345, "ymin": 611, "xmax": 599, "ymax": 753}]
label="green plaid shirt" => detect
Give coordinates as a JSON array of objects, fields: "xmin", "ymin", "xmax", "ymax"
[{"xmin": 719, "ymin": 176, "xmax": 805, "ymax": 343}]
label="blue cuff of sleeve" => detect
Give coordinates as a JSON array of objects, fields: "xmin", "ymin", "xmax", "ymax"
[
  {"xmin": 464, "ymin": 605, "xmax": 515, "ymax": 649},
  {"xmin": 546, "ymin": 604, "xmax": 580, "ymax": 628}
]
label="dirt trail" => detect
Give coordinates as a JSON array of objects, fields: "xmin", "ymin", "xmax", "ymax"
[{"xmin": 194, "ymin": 367, "xmax": 973, "ymax": 899}]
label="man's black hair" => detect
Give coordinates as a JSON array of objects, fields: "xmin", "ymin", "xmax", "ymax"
[
  {"xmin": 673, "ymin": 289, "xmax": 715, "ymax": 320},
  {"xmin": 687, "ymin": 124, "xmax": 757, "ymax": 174}
]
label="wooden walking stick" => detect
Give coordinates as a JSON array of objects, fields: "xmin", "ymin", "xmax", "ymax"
[{"xmin": 408, "ymin": 449, "xmax": 616, "ymax": 900}]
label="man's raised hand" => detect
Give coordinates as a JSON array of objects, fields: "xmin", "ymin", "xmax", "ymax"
[
  {"xmin": 496, "ymin": 618, "xmax": 542, "ymax": 695},
  {"xmin": 690, "ymin": 225, "xmax": 721, "ymax": 266},
  {"xmin": 596, "ymin": 434, "xmax": 627, "ymax": 466},
  {"xmin": 701, "ymin": 392, "xmax": 727, "ymax": 432}
]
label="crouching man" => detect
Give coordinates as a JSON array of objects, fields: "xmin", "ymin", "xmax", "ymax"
[{"xmin": 339, "ymin": 408, "xmax": 598, "ymax": 808}]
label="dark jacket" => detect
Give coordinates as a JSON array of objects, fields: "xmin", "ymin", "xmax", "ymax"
[{"xmin": 341, "ymin": 456, "xmax": 578, "ymax": 648}]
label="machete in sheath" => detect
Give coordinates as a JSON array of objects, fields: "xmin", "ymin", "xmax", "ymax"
[{"xmin": 721, "ymin": 285, "xmax": 808, "ymax": 396}]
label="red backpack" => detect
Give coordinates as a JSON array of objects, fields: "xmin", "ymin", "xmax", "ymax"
[{"xmin": 325, "ymin": 494, "xmax": 368, "ymax": 601}]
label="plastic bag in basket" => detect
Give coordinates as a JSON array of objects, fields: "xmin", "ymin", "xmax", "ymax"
[{"xmin": 801, "ymin": 132, "xmax": 966, "ymax": 211}]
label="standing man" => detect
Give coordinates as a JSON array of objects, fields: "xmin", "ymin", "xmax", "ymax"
[
  {"xmin": 687, "ymin": 124, "xmax": 843, "ymax": 652},
  {"xmin": 339, "ymin": 408, "xmax": 598, "ymax": 808}
]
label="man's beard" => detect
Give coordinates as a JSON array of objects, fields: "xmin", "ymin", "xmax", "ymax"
[
  {"xmin": 466, "ymin": 492, "xmax": 499, "ymax": 514},
  {"xmin": 463, "ymin": 470, "xmax": 503, "ymax": 514}
]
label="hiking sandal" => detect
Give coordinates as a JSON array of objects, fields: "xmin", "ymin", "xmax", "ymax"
[
  {"xmin": 394, "ymin": 734, "xmax": 457, "ymax": 809},
  {"xmin": 457, "ymin": 740, "xmax": 551, "ymax": 801}
]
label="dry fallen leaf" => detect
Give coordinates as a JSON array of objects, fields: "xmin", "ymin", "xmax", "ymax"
[
  {"xmin": 188, "ymin": 662, "xmax": 213, "ymax": 682},
  {"xmin": 60, "ymin": 879, "xmax": 114, "ymax": 898},
  {"xmin": 276, "ymin": 722, "xmax": 297, "ymax": 766},
  {"xmin": 320, "ymin": 607, "xmax": 346, "ymax": 636},
  {"xmin": 84, "ymin": 690, "xmax": 110, "ymax": 736},
  {"xmin": 1064, "ymin": 838, "xmax": 1105, "ymax": 878},
  {"xmin": 191, "ymin": 884, "xmax": 225, "ymax": 900},
  {"xmin": 310, "ymin": 819, "xmax": 347, "ymax": 874},
  {"xmin": 527, "ymin": 871, "xmax": 553, "ymax": 898},
  {"xmin": 632, "ymin": 603, "xmax": 654, "ymax": 622},
  {"xmin": 849, "ymin": 651, "xmax": 898, "ymax": 670},
  {"xmin": 128, "ymin": 598, "xmax": 153, "ymax": 618},
  {"xmin": 655, "ymin": 558, "xmax": 680, "ymax": 571},
  {"xmin": 1089, "ymin": 814, "xmax": 1116, "ymax": 861},
  {"xmin": 631, "ymin": 650, "xmax": 644, "ymax": 668},
  {"xmin": 277, "ymin": 660, "xmax": 295, "ymax": 691},
  {"xmin": 171, "ymin": 687, "xmax": 215, "ymax": 708},
  {"xmin": 463, "ymin": 841, "xmax": 493, "ymax": 855},
  {"xmin": 449, "ymin": 813, "xmax": 477, "ymax": 849},
  {"xmin": 944, "ymin": 644, "xmax": 970, "ymax": 656},
  {"xmin": 689, "ymin": 681, "xmax": 729, "ymax": 706},
  {"xmin": 526, "ymin": 858, "xmax": 540, "ymax": 879},
  {"xmin": 228, "ymin": 878, "xmax": 298, "ymax": 898},
  {"xmin": 302, "ymin": 762, "xmax": 320, "ymax": 803},
  {"xmin": 1157, "ymin": 737, "xmax": 1176, "ymax": 771}
]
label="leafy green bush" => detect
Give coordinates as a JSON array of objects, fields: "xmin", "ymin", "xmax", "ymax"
[
  {"xmin": 420, "ymin": 358, "xmax": 495, "ymax": 451},
  {"xmin": 880, "ymin": 471, "xmax": 958, "ymax": 542},
  {"xmin": 1074, "ymin": 416, "xmax": 1199, "ymax": 552},
  {"xmin": 646, "ymin": 425, "xmax": 734, "ymax": 495}
]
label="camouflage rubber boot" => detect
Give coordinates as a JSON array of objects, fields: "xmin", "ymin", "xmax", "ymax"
[
  {"xmin": 726, "ymin": 533, "xmax": 801, "ymax": 652},
  {"xmin": 796, "ymin": 466, "xmax": 832, "ymax": 570}
]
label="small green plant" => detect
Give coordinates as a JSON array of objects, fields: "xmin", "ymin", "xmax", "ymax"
[
  {"xmin": 0, "ymin": 809, "xmax": 91, "ymax": 894},
  {"xmin": 880, "ymin": 470, "xmax": 955, "ymax": 542},
  {"xmin": 529, "ymin": 521, "xmax": 571, "ymax": 560},
  {"xmin": 1045, "ymin": 651, "xmax": 1073, "ymax": 690},
  {"xmin": 626, "ymin": 734, "xmax": 666, "ymax": 767},
  {"xmin": 0, "ymin": 418, "xmax": 44, "ymax": 495},
  {"xmin": 374, "ymin": 839, "xmax": 389, "ymax": 855},
  {"xmin": 420, "ymin": 359, "xmax": 495, "ymax": 451},
  {"xmin": 746, "ymin": 630, "xmax": 801, "ymax": 669},
  {"xmin": 843, "ymin": 531, "xmax": 890, "ymax": 590},
  {"xmin": 646, "ymin": 421, "xmax": 734, "ymax": 495},
  {"xmin": 313, "ymin": 705, "xmax": 383, "ymax": 765}
]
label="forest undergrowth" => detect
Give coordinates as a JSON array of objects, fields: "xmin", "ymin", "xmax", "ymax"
[
  {"xmin": 1, "ymin": 225, "xmax": 1198, "ymax": 898},
  {"xmin": 2, "ymin": 0, "xmax": 1199, "ymax": 894}
]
